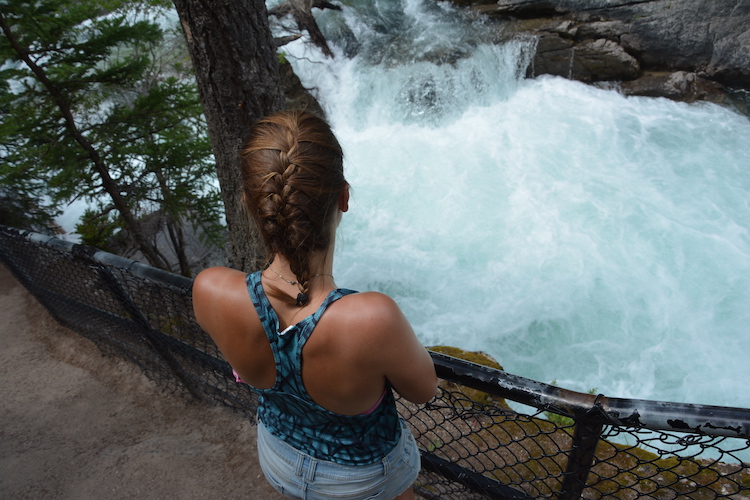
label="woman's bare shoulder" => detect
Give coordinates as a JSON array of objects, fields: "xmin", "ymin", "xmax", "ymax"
[
  {"xmin": 192, "ymin": 267, "xmax": 249, "ymax": 330},
  {"xmin": 337, "ymin": 290, "xmax": 403, "ymax": 317},
  {"xmin": 332, "ymin": 290, "xmax": 438, "ymax": 404},
  {"xmin": 193, "ymin": 267, "xmax": 250, "ymax": 302},
  {"xmin": 332, "ymin": 290, "xmax": 411, "ymax": 338},
  {"xmin": 194, "ymin": 266, "xmax": 246, "ymax": 291}
]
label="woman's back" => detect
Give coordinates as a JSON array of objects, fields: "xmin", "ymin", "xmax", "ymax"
[{"xmin": 193, "ymin": 266, "xmax": 436, "ymax": 417}]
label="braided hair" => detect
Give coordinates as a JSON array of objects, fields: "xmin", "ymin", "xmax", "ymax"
[{"xmin": 241, "ymin": 110, "xmax": 346, "ymax": 306}]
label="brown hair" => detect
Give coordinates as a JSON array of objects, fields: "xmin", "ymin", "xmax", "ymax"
[{"xmin": 240, "ymin": 110, "xmax": 346, "ymax": 305}]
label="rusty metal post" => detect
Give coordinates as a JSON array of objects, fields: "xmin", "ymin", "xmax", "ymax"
[{"xmin": 558, "ymin": 418, "xmax": 604, "ymax": 500}]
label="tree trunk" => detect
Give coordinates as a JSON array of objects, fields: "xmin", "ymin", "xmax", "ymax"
[{"xmin": 172, "ymin": 0, "xmax": 286, "ymax": 272}]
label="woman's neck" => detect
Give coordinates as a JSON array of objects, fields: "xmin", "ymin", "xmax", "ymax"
[{"xmin": 269, "ymin": 249, "xmax": 333, "ymax": 278}]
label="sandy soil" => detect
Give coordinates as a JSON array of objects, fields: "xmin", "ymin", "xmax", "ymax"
[{"xmin": 0, "ymin": 263, "xmax": 284, "ymax": 500}]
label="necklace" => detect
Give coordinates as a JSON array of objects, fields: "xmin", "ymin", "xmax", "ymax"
[
  {"xmin": 266, "ymin": 267, "xmax": 334, "ymax": 306},
  {"xmin": 267, "ymin": 267, "xmax": 333, "ymax": 286}
]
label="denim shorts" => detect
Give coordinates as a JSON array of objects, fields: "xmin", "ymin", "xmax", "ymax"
[{"xmin": 256, "ymin": 417, "xmax": 420, "ymax": 500}]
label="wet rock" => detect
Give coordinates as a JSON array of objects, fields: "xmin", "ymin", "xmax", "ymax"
[
  {"xmin": 573, "ymin": 38, "xmax": 640, "ymax": 82},
  {"xmin": 619, "ymin": 71, "xmax": 727, "ymax": 103},
  {"xmin": 449, "ymin": 0, "xmax": 750, "ymax": 105},
  {"xmin": 531, "ymin": 35, "xmax": 639, "ymax": 82}
]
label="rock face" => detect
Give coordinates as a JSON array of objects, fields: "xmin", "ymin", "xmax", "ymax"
[{"xmin": 455, "ymin": 0, "xmax": 750, "ymax": 106}]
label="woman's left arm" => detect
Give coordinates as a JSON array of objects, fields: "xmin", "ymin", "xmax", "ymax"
[{"xmin": 357, "ymin": 292, "xmax": 438, "ymax": 405}]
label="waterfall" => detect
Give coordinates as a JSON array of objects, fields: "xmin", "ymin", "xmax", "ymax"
[{"xmin": 288, "ymin": 0, "xmax": 750, "ymax": 409}]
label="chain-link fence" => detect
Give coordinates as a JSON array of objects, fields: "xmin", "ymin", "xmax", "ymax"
[{"xmin": 1, "ymin": 225, "xmax": 748, "ymax": 499}]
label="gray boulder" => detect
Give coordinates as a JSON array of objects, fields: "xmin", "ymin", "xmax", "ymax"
[{"xmin": 459, "ymin": 0, "xmax": 750, "ymax": 104}]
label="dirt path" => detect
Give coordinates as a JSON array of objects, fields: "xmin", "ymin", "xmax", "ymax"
[{"xmin": 0, "ymin": 263, "xmax": 284, "ymax": 499}]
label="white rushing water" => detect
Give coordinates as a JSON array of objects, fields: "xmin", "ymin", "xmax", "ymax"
[{"xmin": 279, "ymin": 0, "xmax": 750, "ymax": 409}]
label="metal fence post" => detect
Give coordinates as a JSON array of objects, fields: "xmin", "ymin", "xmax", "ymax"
[{"xmin": 558, "ymin": 418, "xmax": 605, "ymax": 500}]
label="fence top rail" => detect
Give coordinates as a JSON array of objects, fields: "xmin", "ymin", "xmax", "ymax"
[
  {"xmin": 4, "ymin": 225, "xmax": 749, "ymax": 441},
  {"xmin": 432, "ymin": 351, "xmax": 750, "ymax": 439},
  {"xmin": 1, "ymin": 226, "xmax": 193, "ymax": 292}
]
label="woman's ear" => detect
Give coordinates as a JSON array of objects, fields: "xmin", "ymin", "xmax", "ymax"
[{"xmin": 339, "ymin": 183, "xmax": 350, "ymax": 212}]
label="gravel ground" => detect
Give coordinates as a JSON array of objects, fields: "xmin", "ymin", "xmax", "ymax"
[{"xmin": 0, "ymin": 263, "xmax": 284, "ymax": 500}]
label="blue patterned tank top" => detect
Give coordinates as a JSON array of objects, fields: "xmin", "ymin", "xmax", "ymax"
[{"xmin": 246, "ymin": 271, "xmax": 401, "ymax": 466}]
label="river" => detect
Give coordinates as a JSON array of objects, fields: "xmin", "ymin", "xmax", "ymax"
[{"xmin": 280, "ymin": 0, "xmax": 750, "ymax": 409}]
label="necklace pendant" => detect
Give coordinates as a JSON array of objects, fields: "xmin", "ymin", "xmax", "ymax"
[{"xmin": 268, "ymin": 266, "xmax": 298, "ymax": 285}]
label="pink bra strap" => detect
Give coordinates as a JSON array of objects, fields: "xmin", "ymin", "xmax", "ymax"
[{"xmin": 360, "ymin": 389, "xmax": 388, "ymax": 415}]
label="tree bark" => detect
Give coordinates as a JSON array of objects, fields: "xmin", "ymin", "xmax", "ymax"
[{"xmin": 172, "ymin": 0, "xmax": 286, "ymax": 272}]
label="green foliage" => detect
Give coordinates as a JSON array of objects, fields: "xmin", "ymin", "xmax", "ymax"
[
  {"xmin": 0, "ymin": 0, "xmax": 223, "ymax": 274},
  {"xmin": 545, "ymin": 411, "xmax": 574, "ymax": 427},
  {"xmin": 0, "ymin": 187, "xmax": 58, "ymax": 232},
  {"xmin": 75, "ymin": 208, "xmax": 121, "ymax": 249}
]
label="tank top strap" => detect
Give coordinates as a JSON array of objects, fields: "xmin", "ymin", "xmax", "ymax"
[
  {"xmin": 245, "ymin": 271, "xmax": 280, "ymax": 341},
  {"xmin": 298, "ymin": 286, "xmax": 358, "ymax": 341},
  {"xmin": 245, "ymin": 270, "xmax": 358, "ymax": 348}
]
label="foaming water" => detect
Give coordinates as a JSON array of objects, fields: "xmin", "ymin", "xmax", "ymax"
[{"xmin": 280, "ymin": 0, "xmax": 750, "ymax": 408}]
